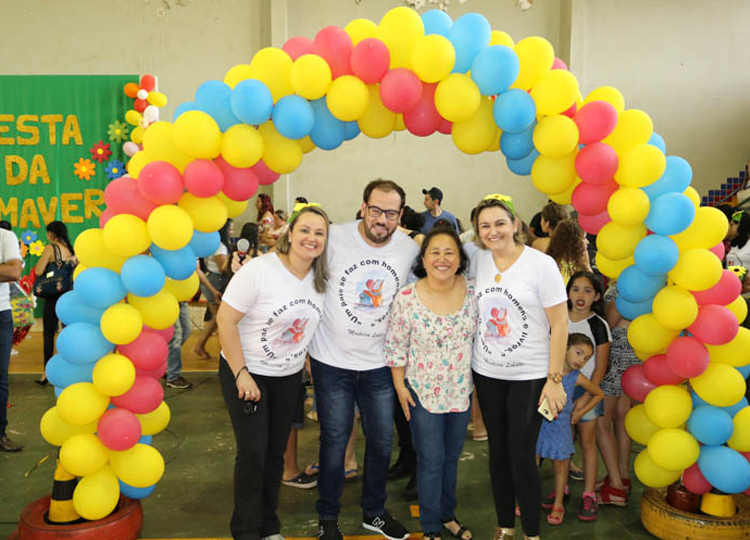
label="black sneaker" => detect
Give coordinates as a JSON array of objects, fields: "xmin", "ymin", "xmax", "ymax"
[
  {"xmin": 318, "ymin": 520, "xmax": 343, "ymax": 540},
  {"xmin": 363, "ymin": 512, "xmax": 409, "ymax": 540},
  {"xmin": 0, "ymin": 436, "xmax": 23, "ymax": 452},
  {"xmin": 166, "ymin": 376, "xmax": 194, "ymax": 389},
  {"xmin": 282, "ymin": 472, "xmax": 318, "ymax": 489}
]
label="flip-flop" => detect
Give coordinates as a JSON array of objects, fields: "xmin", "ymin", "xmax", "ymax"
[
  {"xmin": 305, "ymin": 463, "xmax": 319, "ymax": 476},
  {"xmin": 547, "ymin": 507, "xmax": 564, "ymax": 525},
  {"xmin": 344, "ymin": 468, "xmax": 358, "ymax": 481},
  {"xmin": 441, "ymin": 518, "xmax": 473, "ymax": 540}
]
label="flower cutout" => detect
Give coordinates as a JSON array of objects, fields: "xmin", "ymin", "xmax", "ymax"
[
  {"xmin": 20, "ymin": 230, "xmax": 37, "ymax": 244},
  {"xmin": 90, "ymin": 141, "xmax": 112, "ymax": 163},
  {"xmin": 105, "ymin": 160, "xmax": 126, "ymax": 180},
  {"xmin": 29, "ymin": 240, "xmax": 45, "ymax": 257},
  {"xmin": 74, "ymin": 158, "xmax": 97, "ymax": 181},
  {"xmin": 108, "ymin": 120, "xmax": 129, "ymax": 143},
  {"xmin": 20, "ymin": 243, "xmax": 28, "ymax": 258}
]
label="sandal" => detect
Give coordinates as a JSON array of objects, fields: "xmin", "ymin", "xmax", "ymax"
[
  {"xmin": 441, "ymin": 518, "xmax": 473, "ymax": 540},
  {"xmin": 344, "ymin": 467, "xmax": 358, "ymax": 481},
  {"xmin": 546, "ymin": 507, "xmax": 564, "ymax": 526},
  {"xmin": 597, "ymin": 482, "xmax": 627, "ymax": 506},
  {"xmin": 305, "ymin": 462, "xmax": 319, "ymax": 476},
  {"xmin": 541, "ymin": 485, "xmax": 569, "ymax": 509},
  {"xmin": 596, "ymin": 476, "xmax": 631, "ymax": 493},
  {"xmin": 492, "ymin": 528, "xmax": 514, "ymax": 540}
]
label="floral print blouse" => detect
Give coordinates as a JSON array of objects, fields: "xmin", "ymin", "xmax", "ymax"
[{"xmin": 385, "ymin": 278, "xmax": 478, "ymax": 414}]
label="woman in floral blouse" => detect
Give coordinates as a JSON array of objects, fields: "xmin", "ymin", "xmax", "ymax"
[{"xmin": 385, "ymin": 225, "xmax": 478, "ymax": 540}]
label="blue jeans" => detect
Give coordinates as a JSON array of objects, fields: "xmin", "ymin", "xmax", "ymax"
[
  {"xmin": 408, "ymin": 388, "xmax": 471, "ymax": 534},
  {"xmin": 310, "ymin": 358, "xmax": 395, "ymax": 520},
  {"xmin": 166, "ymin": 302, "xmax": 191, "ymax": 382},
  {"xmin": 0, "ymin": 310, "xmax": 12, "ymax": 438}
]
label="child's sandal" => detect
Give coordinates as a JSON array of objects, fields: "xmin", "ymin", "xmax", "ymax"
[
  {"xmin": 597, "ymin": 483, "xmax": 627, "ymax": 506},
  {"xmin": 546, "ymin": 507, "xmax": 565, "ymax": 525}
]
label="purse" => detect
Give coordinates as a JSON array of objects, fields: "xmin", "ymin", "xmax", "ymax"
[{"xmin": 33, "ymin": 244, "xmax": 75, "ymax": 298}]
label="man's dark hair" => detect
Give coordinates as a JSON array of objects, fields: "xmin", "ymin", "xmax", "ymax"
[{"xmin": 363, "ymin": 178, "xmax": 406, "ymax": 209}]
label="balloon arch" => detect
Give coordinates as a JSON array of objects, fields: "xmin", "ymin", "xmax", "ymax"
[{"xmin": 39, "ymin": 5, "xmax": 750, "ymax": 522}]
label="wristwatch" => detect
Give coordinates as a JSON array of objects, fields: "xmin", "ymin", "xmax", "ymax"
[{"xmin": 548, "ymin": 372, "xmax": 563, "ymax": 384}]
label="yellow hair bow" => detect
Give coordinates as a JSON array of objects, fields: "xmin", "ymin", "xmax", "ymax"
[
  {"xmin": 288, "ymin": 202, "xmax": 321, "ymax": 223},
  {"xmin": 483, "ymin": 193, "xmax": 515, "ymax": 216}
]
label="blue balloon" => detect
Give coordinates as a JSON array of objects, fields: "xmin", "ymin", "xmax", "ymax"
[
  {"xmin": 74, "ymin": 268, "xmax": 127, "ymax": 309},
  {"xmin": 422, "ymin": 9, "xmax": 453, "ymax": 37},
  {"xmin": 139, "ymin": 435, "xmax": 153, "ymax": 445},
  {"xmin": 56, "ymin": 322, "xmax": 114, "ymax": 365},
  {"xmin": 310, "ymin": 99, "xmax": 345, "ymax": 151},
  {"xmin": 195, "ymin": 80, "xmax": 240, "ymax": 132},
  {"xmin": 615, "ymin": 294, "xmax": 653, "ymax": 321},
  {"xmin": 55, "ymin": 290, "xmax": 105, "ymax": 326},
  {"xmin": 500, "ymin": 120, "xmax": 535, "ymax": 160},
  {"xmin": 648, "ymin": 132, "xmax": 666, "ymax": 153},
  {"xmin": 272, "ymin": 95, "xmax": 314, "ymax": 140},
  {"xmin": 344, "ymin": 121, "xmax": 360, "ymax": 141},
  {"xmin": 698, "ymin": 445, "xmax": 750, "ymax": 494},
  {"xmin": 121, "ymin": 255, "xmax": 166, "ymax": 297},
  {"xmin": 493, "ymin": 89, "xmax": 536, "ymax": 133},
  {"xmin": 188, "ymin": 231, "xmax": 220, "ymax": 258},
  {"xmin": 45, "ymin": 354, "xmax": 95, "ymax": 389},
  {"xmin": 118, "ymin": 480, "xmax": 156, "ymax": 500},
  {"xmin": 471, "ymin": 46, "xmax": 520, "ymax": 96},
  {"xmin": 506, "ymin": 148, "xmax": 539, "ymax": 176},
  {"xmin": 617, "ymin": 266, "xmax": 666, "ymax": 304},
  {"xmin": 230, "ymin": 79, "xmax": 273, "ymax": 126},
  {"xmin": 642, "ymin": 156, "xmax": 692, "ymax": 201},
  {"xmin": 54, "ymin": 386, "xmax": 63, "ymax": 398},
  {"xmin": 448, "ymin": 13, "xmax": 491, "ymax": 73},
  {"xmin": 736, "ymin": 365, "xmax": 750, "ymax": 379},
  {"xmin": 687, "ymin": 406, "xmax": 734, "ymax": 445},
  {"xmin": 644, "ymin": 192, "xmax": 695, "ymax": 236},
  {"xmin": 150, "ymin": 244, "xmax": 197, "ymax": 281},
  {"xmin": 725, "ymin": 397, "xmax": 749, "ymax": 418},
  {"xmin": 173, "ymin": 101, "xmax": 198, "ymax": 121},
  {"xmin": 633, "ymin": 235, "xmax": 680, "ymax": 276}
]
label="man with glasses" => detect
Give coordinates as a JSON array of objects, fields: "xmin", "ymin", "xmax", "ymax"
[{"xmin": 309, "ymin": 179, "xmax": 419, "ymax": 540}]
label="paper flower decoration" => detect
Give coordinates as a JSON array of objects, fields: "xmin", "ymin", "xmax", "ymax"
[
  {"xmin": 90, "ymin": 141, "xmax": 112, "ymax": 163},
  {"xmin": 29, "ymin": 240, "xmax": 45, "ymax": 257},
  {"xmin": 108, "ymin": 120, "xmax": 129, "ymax": 143},
  {"xmin": 74, "ymin": 158, "xmax": 97, "ymax": 181},
  {"xmin": 105, "ymin": 160, "xmax": 126, "ymax": 180},
  {"xmin": 20, "ymin": 230, "xmax": 37, "ymax": 245},
  {"xmin": 20, "ymin": 243, "xmax": 28, "ymax": 258}
]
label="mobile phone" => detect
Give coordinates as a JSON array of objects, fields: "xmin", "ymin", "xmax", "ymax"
[
  {"xmin": 243, "ymin": 399, "xmax": 258, "ymax": 415},
  {"xmin": 538, "ymin": 397, "xmax": 554, "ymax": 421}
]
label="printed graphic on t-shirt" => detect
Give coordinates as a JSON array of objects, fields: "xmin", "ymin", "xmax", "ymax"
[
  {"xmin": 260, "ymin": 299, "xmax": 322, "ymax": 363},
  {"xmin": 357, "ymin": 275, "xmax": 385, "ymax": 308},
  {"xmin": 278, "ymin": 317, "xmax": 310, "ymax": 344},
  {"xmin": 337, "ymin": 260, "xmax": 402, "ymax": 337},
  {"xmin": 485, "ymin": 305, "xmax": 511, "ymax": 340},
  {"xmin": 476, "ymin": 286, "xmax": 529, "ymax": 365}
]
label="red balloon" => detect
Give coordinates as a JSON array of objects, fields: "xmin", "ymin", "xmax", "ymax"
[
  {"xmin": 437, "ymin": 118, "xmax": 452, "ymax": 135},
  {"xmin": 250, "ymin": 159, "xmax": 281, "ymax": 186},
  {"xmin": 560, "ymin": 101, "xmax": 577, "ymax": 119},
  {"xmin": 134, "ymin": 98, "xmax": 148, "ymax": 113},
  {"xmin": 575, "ymin": 142, "xmax": 619, "ymax": 184},
  {"xmin": 111, "ymin": 375, "xmax": 164, "ymax": 414},
  {"xmin": 644, "ymin": 354, "xmax": 685, "ymax": 386},
  {"xmin": 140, "ymin": 74, "xmax": 156, "ymax": 92},
  {"xmin": 688, "ymin": 305, "xmax": 739, "ymax": 345},
  {"xmin": 117, "ymin": 331, "xmax": 168, "ymax": 371},
  {"xmin": 99, "ymin": 207, "xmax": 116, "ymax": 229},
  {"xmin": 214, "ymin": 157, "xmax": 259, "ymax": 201},
  {"xmin": 137, "ymin": 360, "xmax": 167, "ymax": 380},
  {"xmin": 350, "ymin": 38, "xmax": 390, "ymax": 84},
  {"xmin": 283, "ymin": 36, "xmax": 314, "ymax": 61},
  {"xmin": 572, "ymin": 178, "xmax": 618, "ymax": 215},
  {"xmin": 403, "ymin": 83, "xmax": 441, "ymax": 137},
  {"xmin": 313, "ymin": 26, "xmax": 353, "ymax": 79},
  {"xmin": 709, "ymin": 241, "xmax": 726, "ymax": 261},
  {"xmin": 692, "ymin": 269, "xmax": 742, "ymax": 306},
  {"xmin": 104, "ymin": 176, "xmax": 157, "ymax": 221},
  {"xmin": 137, "ymin": 161, "xmax": 185, "ymax": 205},
  {"xmin": 577, "ymin": 209, "xmax": 611, "ymax": 235},
  {"xmin": 665, "ymin": 336, "xmax": 709, "ymax": 379},
  {"xmin": 144, "ymin": 325, "xmax": 174, "ymax": 343},
  {"xmin": 380, "ymin": 68, "xmax": 423, "ymax": 114},
  {"xmin": 552, "ymin": 57, "xmax": 568, "ymax": 70},
  {"xmin": 574, "ymin": 101, "xmax": 618, "ymax": 145},
  {"xmin": 97, "ymin": 408, "xmax": 142, "ymax": 451},
  {"xmin": 621, "ymin": 363, "xmax": 656, "ymax": 402},
  {"xmin": 184, "ymin": 159, "xmax": 224, "ymax": 198},
  {"xmin": 682, "ymin": 463, "xmax": 712, "ymax": 495}
]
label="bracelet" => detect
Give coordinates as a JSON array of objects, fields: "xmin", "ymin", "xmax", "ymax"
[{"xmin": 235, "ymin": 366, "xmax": 249, "ymax": 383}]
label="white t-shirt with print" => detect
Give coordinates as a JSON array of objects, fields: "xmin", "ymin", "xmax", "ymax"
[
  {"xmin": 221, "ymin": 252, "xmax": 324, "ymax": 376},
  {"xmin": 309, "ymin": 221, "xmax": 420, "ymax": 371},
  {"xmin": 471, "ymin": 246, "xmax": 568, "ymax": 381},
  {"xmin": 0, "ymin": 229, "xmax": 22, "ymax": 312},
  {"xmin": 568, "ymin": 313, "xmax": 612, "ymax": 379},
  {"xmin": 205, "ymin": 243, "xmax": 228, "ymax": 274}
]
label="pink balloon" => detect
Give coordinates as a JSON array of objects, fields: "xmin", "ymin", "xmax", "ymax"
[
  {"xmin": 137, "ymin": 161, "xmax": 185, "ymax": 205},
  {"xmin": 214, "ymin": 157, "xmax": 260, "ymax": 201},
  {"xmin": 665, "ymin": 336, "xmax": 709, "ymax": 379},
  {"xmin": 621, "ymin": 363, "xmax": 656, "ymax": 402},
  {"xmin": 403, "ymin": 83, "xmax": 441, "ymax": 137},
  {"xmin": 437, "ymin": 118, "xmax": 452, "ymax": 135},
  {"xmin": 683, "ymin": 463, "xmax": 712, "ymax": 495},
  {"xmin": 104, "ymin": 176, "xmax": 158, "ymax": 221},
  {"xmin": 552, "ymin": 57, "xmax": 568, "ymax": 70},
  {"xmin": 117, "ymin": 330, "xmax": 169, "ymax": 371},
  {"xmin": 111, "ymin": 375, "xmax": 164, "ymax": 414},
  {"xmin": 692, "ymin": 269, "xmax": 742, "ymax": 306},
  {"xmin": 122, "ymin": 141, "xmax": 140, "ymax": 157},
  {"xmin": 250, "ymin": 159, "xmax": 281, "ymax": 186},
  {"xmin": 688, "ymin": 305, "xmax": 739, "ymax": 345},
  {"xmin": 644, "ymin": 354, "xmax": 685, "ymax": 386},
  {"xmin": 350, "ymin": 38, "xmax": 390, "ymax": 84},
  {"xmin": 283, "ymin": 36, "xmax": 314, "ymax": 61},
  {"xmin": 379, "ymin": 68, "xmax": 423, "ymax": 114},
  {"xmin": 574, "ymin": 101, "xmax": 618, "ymax": 145},
  {"xmin": 575, "ymin": 142, "xmax": 619, "ymax": 184},
  {"xmin": 313, "ymin": 26, "xmax": 353, "ymax": 79},
  {"xmin": 137, "ymin": 360, "xmax": 167, "ymax": 380},
  {"xmin": 97, "ymin": 408, "xmax": 142, "ymax": 451},
  {"xmin": 144, "ymin": 325, "xmax": 174, "ymax": 343},
  {"xmin": 99, "ymin": 207, "xmax": 117, "ymax": 228},
  {"xmin": 560, "ymin": 101, "xmax": 577, "ymax": 119},
  {"xmin": 577, "ymin": 209, "xmax": 611, "ymax": 235},
  {"xmin": 184, "ymin": 159, "xmax": 224, "ymax": 198},
  {"xmin": 572, "ymin": 178, "xmax": 618, "ymax": 215}
]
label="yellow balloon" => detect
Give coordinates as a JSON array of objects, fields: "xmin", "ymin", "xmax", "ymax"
[
  {"xmin": 92, "ymin": 353, "xmax": 136, "ymax": 397},
  {"xmin": 727, "ymin": 406, "xmax": 750, "ymax": 452},
  {"xmin": 706, "ymin": 327, "xmax": 750, "ymax": 367},
  {"xmin": 74, "ymin": 228, "xmax": 127, "ymax": 273},
  {"xmin": 142, "ymin": 121, "xmax": 193, "ymax": 173},
  {"xmin": 377, "ymin": 6, "xmax": 425, "ymax": 69},
  {"xmin": 607, "ymin": 187, "xmax": 650, "ymax": 226},
  {"xmin": 615, "ymin": 144, "xmax": 666, "ymax": 188},
  {"xmin": 644, "ymin": 384, "xmax": 692, "ymax": 428},
  {"xmin": 57, "ymin": 382, "xmax": 110, "ymax": 427},
  {"xmin": 224, "ymin": 64, "xmax": 253, "ymax": 89},
  {"xmin": 627, "ymin": 313, "xmax": 680, "ymax": 355},
  {"xmin": 668, "ymin": 248, "xmax": 722, "ymax": 292},
  {"xmin": 258, "ymin": 122, "xmax": 303, "ymax": 175},
  {"xmin": 651, "ymin": 285, "xmax": 698, "ymax": 330},
  {"xmin": 125, "ymin": 109, "xmax": 141, "ymax": 126},
  {"xmin": 635, "ymin": 348, "xmax": 662, "ymax": 361},
  {"xmin": 395, "ymin": 114, "xmax": 406, "ymax": 132},
  {"xmin": 634, "ymin": 449, "xmax": 682, "ymax": 488},
  {"xmin": 648, "ymin": 428, "xmax": 700, "ymax": 471},
  {"xmin": 290, "ymin": 54, "xmax": 332, "ymax": 100},
  {"xmin": 690, "ymin": 363, "xmax": 746, "ymax": 407},
  {"xmin": 60, "ymin": 433, "xmax": 110, "ymax": 477},
  {"xmin": 357, "ymin": 85, "xmax": 396, "ymax": 138},
  {"xmin": 299, "ymin": 135, "xmax": 316, "ymax": 154},
  {"xmin": 147, "ymin": 205, "xmax": 194, "ymax": 250},
  {"xmin": 130, "ymin": 126, "xmax": 145, "ymax": 145},
  {"xmin": 102, "ymin": 214, "xmax": 150, "ymax": 259},
  {"xmin": 511, "ymin": 36, "xmax": 554, "ymax": 91},
  {"xmin": 670, "ymin": 206, "xmax": 729, "ymax": 251},
  {"xmin": 249, "ymin": 47, "xmax": 293, "ymax": 103},
  {"xmin": 410, "ymin": 34, "xmax": 456, "ymax": 83},
  {"xmin": 594, "ymin": 253, "xmax": 634, "ymax": 279},
  {"xmin": 530, "ymin": 70, "xmax": 579, "ymax": 116},
  {"xmin": 100, "ymin": 304, "xmax": 143, "ymax": 346},
  {"xmin": 345, "ymin": 18, "xmax": 378, "ymax": 45},
  {"xmin": 109, "ymin": 443, "xmax": 165, "ymax": 488},
  {"xmin": 73, "ymin": 465, "xmax": 120, "ymax": 521},
  {"xmin": 597, "ymin": 222, "xmax": 647, "ymax": 261},
  {"xmin": 625, "ymin": 404, "xmax": 660, "ymax": 445},
  {"xmin": 178, "ymin": 193, "xmax": 228, "ymax": 233},
  {"xmin": 489, "ymin": 30, "xmax": 514, "ymax": 48},
  {"xmin": 451, "ymin": 98, "xmax": 497, "ymax": 155},
  {"xmin": 726, "ymin": 295, "xmax": 749, "ymax": 326},
  {"xmin": 126, "ymin": 151, "xmax": 151, "ymax": 179},
  {"xmin": 73, "ymin": 264, "xmax": 86, "ymax": 281},
  {"xmin": 163, "ymin": 273, "xmax": 200, "ymax": 302},
  {"xmin": 127, "ymin": 291, "xmax": 180, "ymax": 330},
  {"xmin": 485, "ymin": 129, "xmax": 501, "ymax": 153},
  {"xmin": 583, "ymin": 86, "xmax": 625, "ymax": 114},
  {"xmin": 532, "ymin": 115, "xmax": 579, "ymax": 158},
  {"xmin": 221, "ymin": 124, "xmax": 263, "ymax": 168},
  {"xmin": 147, "ymin": 91, "xmax": 168, "ymax": 108},
  {"xmin": 435, "ymin": 74, "xmax": 481, "ymax": 123},
  {"xmin": 136, "ymin": 401, "xmax": 171, "ymax": 436},
  {"xmin": 40, "ymin": 407, "xmax": 97, "ymax": 447},
  {"xmin": 326, "ymin": 75, "xmax": 370, "ymax": 121},
  {"xmin": 683, "ymin": 186, "xmax": 701, "ymax": 208},
  {"xmin": 217, "ymin": 192, "xmax": 249, "ymax": 218},
  {"xmin": 531, "ymin": 151, "xmax": 578, "ymax": 195},
  {"xmin": 173, "ymin": 111, "xmax": 221, "ymax": 159},
  {"xmin": 602, "ymin": 109, "xmax": 653, "ymax": 153}
]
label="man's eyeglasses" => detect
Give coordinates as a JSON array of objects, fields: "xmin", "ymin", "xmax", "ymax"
[{"xmin": 366, "ymin": 205, "xmax": 400, "ymax": 221}]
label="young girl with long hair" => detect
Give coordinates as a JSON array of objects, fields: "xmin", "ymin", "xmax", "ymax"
[{"xmin": 546, "ymin": 220, "xmax": 591, "ymax": 285}]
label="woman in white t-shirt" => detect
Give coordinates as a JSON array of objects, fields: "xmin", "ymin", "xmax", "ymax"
[
  {"xmin": 469, "ymin": 195, "xmax": 568, "ymax": 540},
  {"xmin": 216, "ymin": 204, "xmax": 330, "ymax": 540}
]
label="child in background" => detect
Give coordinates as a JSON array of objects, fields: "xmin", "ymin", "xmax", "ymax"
[{"xmin": 536, "ymin": 334, "xmax": 604, "ymax": 526}]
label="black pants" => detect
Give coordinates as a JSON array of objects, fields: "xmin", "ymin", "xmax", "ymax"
[
  {"xmin": 393, "ymin": 399, "xmax": 415, "ymax": 467},
  {"xmin": 42, "ymin": 294, "xmax": 62, "ymax": 366},
  {"xmin": 219, "ymin": 358, "xmax": 302, "ymax": 540},
  {"xmin": 473, "ymin": 371, "xmax": 545, "ymax": 538}
]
